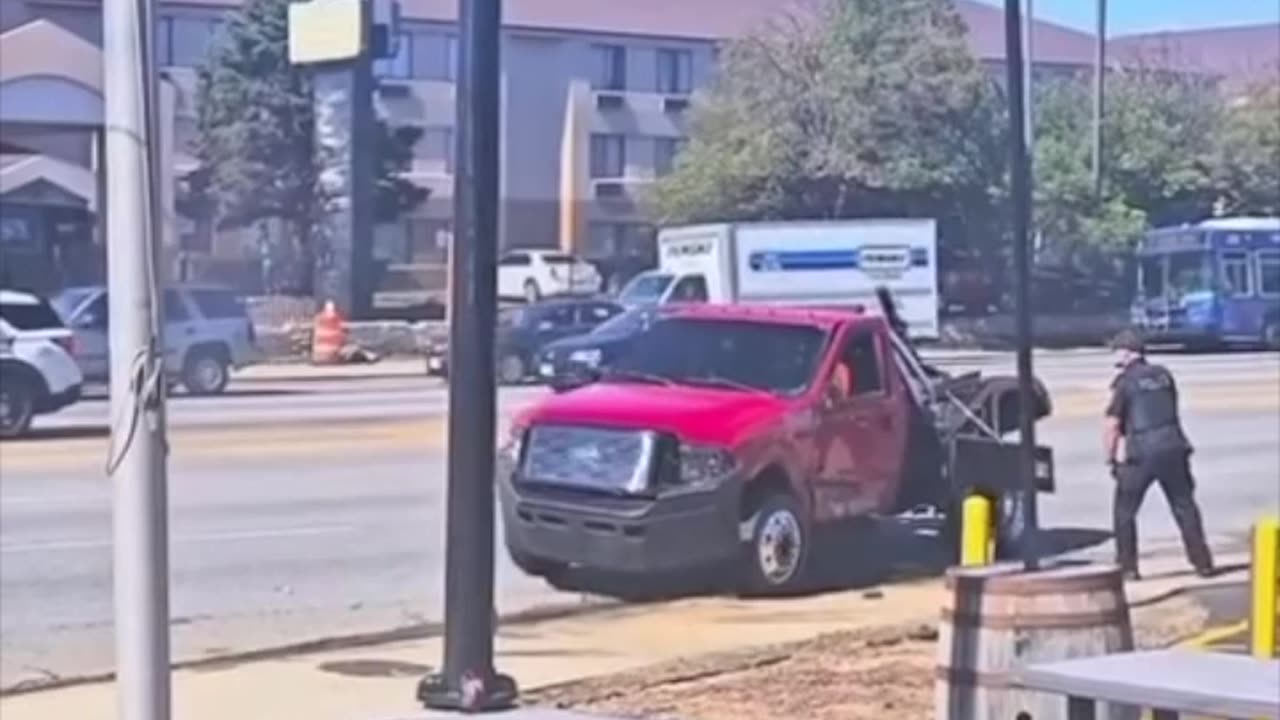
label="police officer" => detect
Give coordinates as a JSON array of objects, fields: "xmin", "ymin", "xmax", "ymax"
[{"xmin": 1104, "ymin": 330, "xmax": 1214, "ymax": 580}]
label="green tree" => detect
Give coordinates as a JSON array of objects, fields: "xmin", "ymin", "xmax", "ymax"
[
  {"xmin": 193, "ymin": 0, "xmax": 426, "ymax": 293},
  {"xmin": 1031, "ymin": 67, "xmax": 1224, "ymax": 267},
  {"xmin": 1214, "ymin": 80, "xmax": 1280, "ymax": 216},
  {"xmin": 653, "ymin": 0, "xmax": 1007, "ymax": 257}
]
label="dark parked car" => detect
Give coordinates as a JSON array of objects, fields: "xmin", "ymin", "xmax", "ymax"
[
  {"xmin": 426, "ymin": 297, "xmax": 622, "ymax": 384},
  {"xmin": 536, "ymin": 305, "xmax": 661, "ymax": 389}
]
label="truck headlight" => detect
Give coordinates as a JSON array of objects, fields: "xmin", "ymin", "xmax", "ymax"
[
  {"xmin": 569, "ymin": 348, "xmax": 603, "ymax": 367},
  {"xmin": 678, "ymin": 443, "xmax": 737, "ymax": 486}
]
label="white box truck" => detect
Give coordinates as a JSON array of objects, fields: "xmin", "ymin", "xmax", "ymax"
[{"xmin": 617, "ymin": 219, "xmax": 940, "ymax": 339}]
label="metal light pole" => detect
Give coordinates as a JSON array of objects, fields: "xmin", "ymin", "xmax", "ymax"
[
  {"xmin": 1003, "ymin": 0, "xmax": 1040, "ymax": 571},
  {"xmin": 103, "ymin": 0, "xmax": 172, "ymax": 718},
  {"xmin": 1022, "ymin": 0, "xmax": 1035, "ymax": 151},
  {"xmin": 417, "ymin": 0, "xmax": 516, "ymax": 710},
  {"xmin": 1092, "ymin": 0, "xmax": 1107, "ymax": 196}
]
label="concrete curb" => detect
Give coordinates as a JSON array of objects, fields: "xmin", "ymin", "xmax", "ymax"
[{"xmin": 0, "ymin": 596, "xmax": 622, "ymax": 697}]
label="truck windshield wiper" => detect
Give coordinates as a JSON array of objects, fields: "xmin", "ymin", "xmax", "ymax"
[
  {"xmin": 603, "ymin": 369, "xmax": 674, "ymax": 386},
  {"xmin": 677, "ymin": 375, "xmax": 772, "ymax": 395}
]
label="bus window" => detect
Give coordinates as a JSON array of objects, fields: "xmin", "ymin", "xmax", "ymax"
[
  {"xmin": 1257, "ymin": 250, "xmax": 1280, "ymax": 297},
  {"xmin": 1220, "ymin": 250, "xmax": 1253, "ymax": 296},
  {"xmin": 1138, "ymin": 256, "xmax": 1165, "ymax": 298},
  {"xmin": 1168, "ymin": 253, "xmax": 1212, "ymax": 296}
]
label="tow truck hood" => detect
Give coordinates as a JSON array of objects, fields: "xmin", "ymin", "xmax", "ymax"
[{"xmin": 518, "ymin": 381, "xmax": 787, "ymax": 446}]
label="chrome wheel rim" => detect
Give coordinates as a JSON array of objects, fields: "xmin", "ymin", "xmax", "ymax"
[
  {"xmin": 195, "ymin": 358, "xmax": 225, "ymax": 391},
  {"xmin": 757, "ymin": 509, "xmax": 802, "ymax": 585},
  {"xmin": 500, "ymin": 356, "xmax": 523, "ymax": 384},
  {"xmin": 0, "ymin": 386, "xmax": 28, "ymax": 432},
  {"xmin": 0, "ymin": 388, "xmax": 13, "ymax": 427}
]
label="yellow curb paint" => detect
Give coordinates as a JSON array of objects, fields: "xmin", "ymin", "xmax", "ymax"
[{"xmin": 1179, "ymin": 619, "xmax": 1249, "ymax": 650}]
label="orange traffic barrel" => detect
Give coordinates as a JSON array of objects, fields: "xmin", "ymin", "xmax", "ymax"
[{"xmin": 311, "ymin": 300, "xmax": 347, "ymax": 364}]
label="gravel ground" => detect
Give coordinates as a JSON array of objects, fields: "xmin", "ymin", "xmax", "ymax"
[{"xmin": 528, "ymin": 595, "xmax": 1208, "ymax": 720}]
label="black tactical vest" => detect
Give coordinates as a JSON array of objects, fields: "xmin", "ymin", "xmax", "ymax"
[{"xmin": 1118, "ymin": 362, "xmax": 1189, "ymax": 459}]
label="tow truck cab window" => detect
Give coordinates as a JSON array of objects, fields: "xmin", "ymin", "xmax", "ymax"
[{"xmin": 838, "ymin": 329, "xmax": 884, "ymax": 397}]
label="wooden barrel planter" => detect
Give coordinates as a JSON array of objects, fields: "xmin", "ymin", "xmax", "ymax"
[{"xmin": 935, "ymin": 562, "xmax": 1136, "ymax": 720}]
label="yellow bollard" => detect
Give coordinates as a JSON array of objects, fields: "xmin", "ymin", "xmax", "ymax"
[
  {"xmin": 961, "ymin": 495, "xmax": 993, "ymax": 567},
  {"xmin": 1250, "ymin": 516, "xmax": 1279, "ymax": 659}
]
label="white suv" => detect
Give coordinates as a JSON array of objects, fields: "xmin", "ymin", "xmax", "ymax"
[
  {"xmin": 0, "ymin": 289, "xmax": 84, "ymax": 438},
  {"xmin": 497, "ymin": 250, "xmax": 601, "ymax": 303}
]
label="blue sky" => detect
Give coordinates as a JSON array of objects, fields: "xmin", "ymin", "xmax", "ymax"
[{"xmin": 976, "ymin": 0, "xmax": 1279, "ymax": 34}]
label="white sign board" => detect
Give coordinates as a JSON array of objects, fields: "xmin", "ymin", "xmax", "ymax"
[{"xmin": 289, "ymin": 0, "xmax": 364, "ymax": 65}]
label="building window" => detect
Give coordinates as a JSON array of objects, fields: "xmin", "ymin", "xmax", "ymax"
[
  {"xmin": 419, "ymin": 128, "xmax": 455, "ymax": 173},
  {"xmin": 1257, "ymin": 250, "xmax": 1280, "ymax": 297},
  {"xmin": 587, "ymin": 222, "xmax": 655, "ymax": 260},
  {"xmin": 653, "ymin": 137, "xmax": 686, "ymax": 176},
  {"xmin": 656, "ymin": 48, "xmax": 693, "ymax": 95},
  {"xmin": 375, "ymin": 30, "xmax": 414, "ymax": 79},
  {"xmin": 404, "ymin": 217, "xmax": 450, "ymax": 263},
  {"xmin": 590, "ymin": 134, "xmax": 626, "ymax": 179},
  {"xmin": 166, "ymin": 16, "xmax": 223, "ymax": 67},
  {"xmin": 155, "ymin": 17, "xmax": 173, "ymax": 67},
  {"xmin": 410, "ymin": 31, "xmax": 458, "ymax": 81},
  {"xmin": 592, "ymin": 44, "xmax": 627, "ymax": 91},
  {"xmin": 1220, "ymin": 250, "xmax": 1253, "ymax": 296}
]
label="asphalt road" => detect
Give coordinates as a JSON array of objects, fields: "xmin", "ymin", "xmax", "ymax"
[{"xmin": 0, "ymin": 350, "xmax": 1276, "ymax": 687}]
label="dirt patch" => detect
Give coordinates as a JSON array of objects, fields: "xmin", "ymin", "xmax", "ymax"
[{"xmin": 528, "ymin": 595, "xmax": 1208, "ymax": 720}]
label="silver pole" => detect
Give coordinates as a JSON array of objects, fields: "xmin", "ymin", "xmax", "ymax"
[
  {"xmin": 1022, "ymin": 0, "xmax": 1034, "ymax": 152},
  {"xmin": 104, "ymin": 0, "xmax": 172, "ymax": 718},
  {"xmin": 1092, "ymin": 0, "xmax": 1107, "ymax": 196},
  {"xmin": 1023, "ymin": 0, "xmax": 1037, "ymax": 253}
]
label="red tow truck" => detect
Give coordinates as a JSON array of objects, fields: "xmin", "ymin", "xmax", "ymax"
[{"xmin": 497, "ymin": 299, "xmax": 1053, "ymax": 594}]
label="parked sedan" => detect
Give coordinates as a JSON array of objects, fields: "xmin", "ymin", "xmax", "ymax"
[
  {"xmin": 497, "ymin": 250, "xmax": 601, "ymax": 303},
  {"xmin": 536, "ymin": 305, "xmax": 661, "ymax": 389},
  {"xmin": 426, "ymin": 297, "xmax": 622, "ymax": 384}
]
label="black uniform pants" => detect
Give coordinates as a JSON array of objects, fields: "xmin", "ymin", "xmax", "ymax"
[{"xmin": 1112, "ymin": 451, "xmax": 1213, "ymax": 573}]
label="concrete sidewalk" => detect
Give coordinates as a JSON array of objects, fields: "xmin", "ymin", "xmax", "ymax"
[{"xmin": 0, "ymin": 553, "xmax": 1244, "ymax": 720}]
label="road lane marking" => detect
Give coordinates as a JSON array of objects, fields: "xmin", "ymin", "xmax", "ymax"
[
  {"xmin": 2, "ymin": 385, "xmax": 1274, "ymax": 470},
  {"xmin": 0, "ymin": 493, "xmax": 109, "ymax": 507},
  {"xmin": 0, "ymin": 524, "xmax": 356, "ymax": 554}
]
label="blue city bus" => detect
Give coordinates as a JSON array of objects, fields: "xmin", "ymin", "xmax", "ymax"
[{"xmin": 1131, "ymin": 217, "xmax": 1280, "ymax": 349}]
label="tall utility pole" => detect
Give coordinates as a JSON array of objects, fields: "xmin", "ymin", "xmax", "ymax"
[
  {"xmin": 1092, "ymin": 0, "xmax": 1107, "ymax": 196},
  {"xmin": 1003, "ymin": 0, "xmax": 1040, "ymax": 572},
  {"xmin": 1022, "ymin": 0, "xmax": 1035, "ymax": 152},
  {"xmin": 1023, "ymin": 0, "xmax": 1037, "ymax": 254},
  {"xmin": 417, "ymin": 0, "xmax": 516, "ymax": 711},
  {"xmin": 103, "ymin": 0, "xmax": 172, "ymax": 719}
]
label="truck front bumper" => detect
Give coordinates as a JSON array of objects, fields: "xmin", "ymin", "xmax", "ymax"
[{"xmin": 498, "ymin": 460, "xmax": 742, "ymax": 575}]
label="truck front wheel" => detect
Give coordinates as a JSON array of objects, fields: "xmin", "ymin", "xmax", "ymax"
[{"xmin": 741, "ymin": 494, "xmax": 811, "ymax": 596}]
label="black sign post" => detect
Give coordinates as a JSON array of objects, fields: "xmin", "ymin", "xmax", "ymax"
[
  {"xmin": 417, "ymin": 0, "xmax": 516, "ymax": 710},
  {"xmin": 1003, "ymin": 0, "xmax": 1041, "ymax": 571}
]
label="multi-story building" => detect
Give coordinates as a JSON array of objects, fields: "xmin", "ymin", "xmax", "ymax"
[{"xmin": 1, "ymin": 0, "xmax": 1276, "ymax": 294}]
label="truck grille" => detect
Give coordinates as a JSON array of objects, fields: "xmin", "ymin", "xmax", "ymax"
[{"xmin": 522, "ymin": 425, "xmax": 656, "ymax": 494}]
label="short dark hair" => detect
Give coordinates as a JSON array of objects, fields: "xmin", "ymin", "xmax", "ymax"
[{"xmin": 1110, "ymin": 329, "xmax": 1147, "ymax": 354}]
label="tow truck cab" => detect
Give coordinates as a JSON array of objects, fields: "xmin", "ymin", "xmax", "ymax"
[{"xmin": 498, "ymin": 304, "xmax": 1052, "ymax": 594}]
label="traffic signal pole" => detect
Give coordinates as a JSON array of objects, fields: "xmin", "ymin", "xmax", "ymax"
[{"xmin": 417, "ymin": 0, "xmax": 516, "ymax": 710}]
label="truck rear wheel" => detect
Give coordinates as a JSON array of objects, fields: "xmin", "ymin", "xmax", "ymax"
[{"xmin": 741, "ymin": 493, "xmax": 811, "ymax": 596}]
